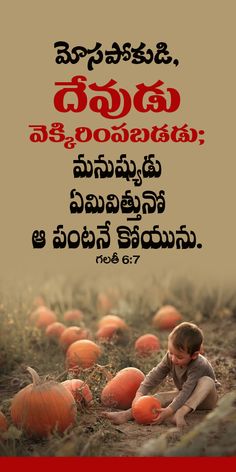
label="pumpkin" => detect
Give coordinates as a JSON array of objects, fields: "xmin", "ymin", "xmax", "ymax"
[
  {"xmin": 32, "ymin": 295, "xmax": 45, "ymax": 308},
  {"xmin": 66, "ymin": 340, "xmax": 101, "ymax": 370},
  {"xmin": 135, "ymin": 334, "xmax": 160, "ymax": 357},
  {"xmin": 96, "ymin": 324, "xmax": 122, "ymax": 342},
  {"xmin": 96, "ymin": 292, "xmax": 113, "ymax": 314},
  {"xmin": 98, "ymin": 315, "xmax": 128, "ymax": 330},
  {"xmin": 0, "ymin": 411, "xmax": 8, "ymax": 433},
  {"xmin": 60, "ymin": 326, "xmax": 90, "ymax": 351},
  {"xmin": 132, "ymin": 395, "xmax": 161, "ymax": 424},
  {"xmin": 45, "ymin": 322, "xmax": 66, "ymax": 339},
  {"xmin": 101, "ymin": 367, "xmax": 145, "ymax": 409},
  {"xmin": 64, "ymin": 309, "xmax": 84, "ymax": 323},
  {"xmin": 10, "ymin": 367, "xmax": 76, "ymax": 438},
  {"xmin": 152, "ymin": 305, "xmax": 183, "ymax": 330},
  {"xmin": 61, "ymin": 379, "xmax": 93, "ymax": 407},
  {"xmin": 30, "ymin": 306, "xmax": 57, "ymax": 329}
]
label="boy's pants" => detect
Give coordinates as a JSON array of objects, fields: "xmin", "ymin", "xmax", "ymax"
[{"xmin": 154, "ymin": 376, "xmax": 218, "ymax": 411}]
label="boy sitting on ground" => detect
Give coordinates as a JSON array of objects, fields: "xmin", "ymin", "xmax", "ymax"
[{"xmin": 102, "ymin": 322, "xmax": 219, "ymax": 428}]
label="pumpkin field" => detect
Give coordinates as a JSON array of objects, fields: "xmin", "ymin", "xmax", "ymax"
[{"xmin": 0, "ymin": 274, "xmax": 235, "ymax": 457}]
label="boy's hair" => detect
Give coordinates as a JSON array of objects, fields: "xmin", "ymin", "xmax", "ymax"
[{"xmin": 168, "ymin": 322, "xmax": 203, "ymax": 355}]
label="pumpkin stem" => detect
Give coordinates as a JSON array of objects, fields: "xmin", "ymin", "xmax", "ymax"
[
  {"xmin": 26, "ymin": 366, "xmax": 41, "ymax": 385},
  {"xmin": 152, "ymin": 407, "xmax": 160, "ymax": 418}
]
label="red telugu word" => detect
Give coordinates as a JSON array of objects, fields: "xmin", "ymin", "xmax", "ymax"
[{"xmin": 53, "ymin": 76, "xmax": 180, "ymax": 119}]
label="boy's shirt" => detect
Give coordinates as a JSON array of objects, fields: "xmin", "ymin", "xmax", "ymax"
[{"xmin": 137, "ymin": 353, "xmax": 218, "ymax": 412}]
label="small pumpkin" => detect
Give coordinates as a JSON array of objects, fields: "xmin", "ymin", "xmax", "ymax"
[
  {"xmin": 152, "ymin": 305, "xmax": 182, "ymax": 330},
  {"xmin": 66, "ymin": 340, "xmax": 101, "ymax": 370},
  {"xmin": 0, "ymin": 411, "xmax": 8, "ymax": 433},
  {"xmin": 96, "ymin": 292, "xmax": 113, "ymax": 314},
  {"xmin": 60, "ymin": 326, "xmax": 90, "ymax": 351},
  {"xmin": 64, "ymin": 309, "xmax": 84, "ymax": 323},
  {"xmin": 10, "ymin": 367, "xmax": 76, "ymax": 438},
  {"xmin": 98, "ymin": 315, "xmax": 128, "ymax": 330},
  {"xmin": 30, "ymin": 306, "xmax": 57, "ymax": 329},
  {"xmin": 45, "ymin": 322, "xmax": 66, "ymax": 339},
  {"xmin": 135, "ymin": 334, "xmax": 160, "ymax": 357},
  {"xmin": 132, "ymin": 395, "xmax": 161, "ymax": 424},
  {"xmin": 101, "ymin": 367, "xmax": 145, "ymax": 409},
  {"xmin": 32, "ymin": 295, "xmax": 45, "ymax": 308},
  {"xmin": 61, "ymin": 379, "xmax": 93, "ymax": 407},
  {"xmin": 96, "ymin": 324, "xmax": 125, "ymax": 342}
]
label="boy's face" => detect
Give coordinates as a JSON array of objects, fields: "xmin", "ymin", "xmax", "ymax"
[{"xmin": 167, "ymin": 339, "xmax": 198, "ymax": 367}]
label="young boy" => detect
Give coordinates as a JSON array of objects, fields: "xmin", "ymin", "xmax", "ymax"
[{"xmin": 102, "ymin": 322, "xmax": 219, "ymax": 428}]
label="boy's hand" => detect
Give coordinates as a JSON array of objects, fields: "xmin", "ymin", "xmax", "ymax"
[{"xmin": 152, "ymin": 406, "xmax": 173, "ymax": 425}]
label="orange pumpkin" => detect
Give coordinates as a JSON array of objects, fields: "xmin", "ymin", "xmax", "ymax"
[
  {"xmin": 45, "ymin": 322, "xmax": 66, "ymax": 339},
  {"xmin": 64, "ymin": 309, "xmax": 84, "ymax": 323},
  {"xmin": 60, "ymin": 326, "xmax": 90, "ymax": 351},
  {"xmin": 96, "ymin": 324, "xmax": 121, "ymax": 342},
  {"xmin": 61, "ymin": 379, "xmax": 93, "ymax": 407},
  {"xmin": 152, "ymin": 305, "xmax": 183, "ymax": 330},
  {"xmin": 135, "ymin": 334, "xmax": 160, "ymax": 357},
  {"xmin": 96, "ymin": 293, "xmax": 113, "ymax": 314},
  {"xmin": 132, "ymin": 395, "xmax": 161, "ymax": 424},
  {"xmin": 32, "ymin": 295, "xmax": 45, "ymax": 308},
  {"xmin": 66, "ymin": 340, "xmax": 101, "ymax": 370},
  {"xmin": 98, "ymin": 315, "xmax": 128, "ymax": 330},
  {"xmin": 101, "ymin": 367, "xmax": 145, "ymax": 409},
  {"xmin": 10, "ymin": 367, "xmax": 76, "ymax": 438},
  {"xmin": 30, "ymin": 306, "xmax": 57, "ymax": 329},
  {"xmin": 0, "ymin": 411, "xmax": 8, "ymax": 433}
]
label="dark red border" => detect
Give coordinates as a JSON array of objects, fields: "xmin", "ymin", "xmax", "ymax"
[{"xmin": 0, "ymin": 457, "xmax": 236, "ymax": 472}]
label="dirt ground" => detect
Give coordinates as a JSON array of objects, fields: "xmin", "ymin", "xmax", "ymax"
[{"xmin": 75, "ymin": 407, "xmax": 208, "ymax": 456}]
